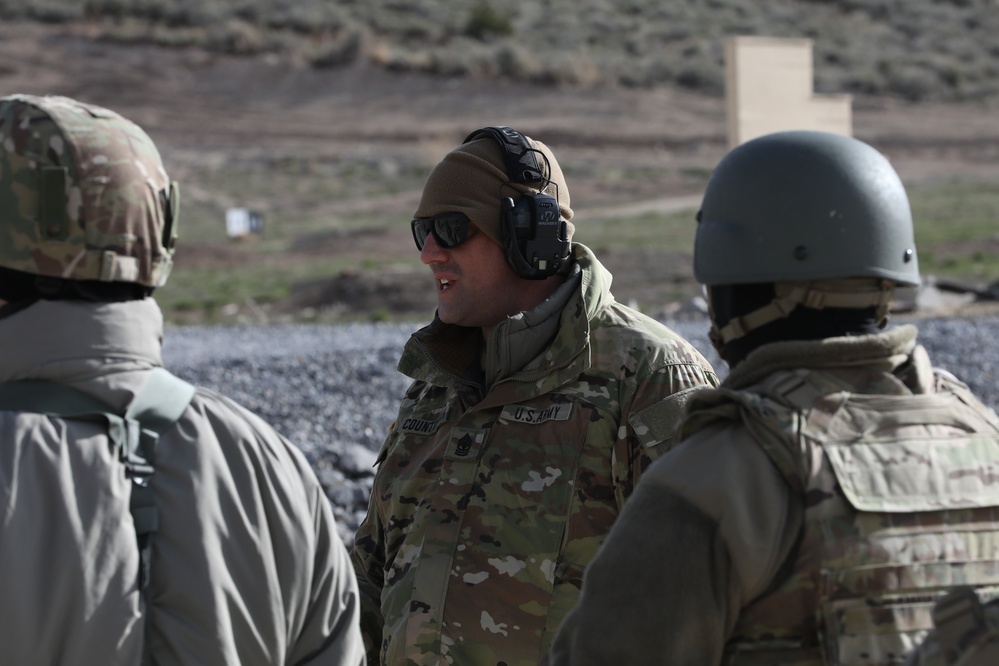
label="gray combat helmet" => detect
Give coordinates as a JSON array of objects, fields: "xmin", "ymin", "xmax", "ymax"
[
  {"xmin": 0, "ymin": 94, "xmax": 179, "ymax": 289},
  {"xmin": 694, "ymin": 130, "xmax": 919, "ymax": 287},
  {"xmin": 694, "ymin": 130, "xmax": 921, "ymax": 347}
]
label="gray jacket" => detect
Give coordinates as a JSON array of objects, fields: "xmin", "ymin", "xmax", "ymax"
[{"xmin": 0, "ymin": 298, "xmax": 365, "ymax": 665}]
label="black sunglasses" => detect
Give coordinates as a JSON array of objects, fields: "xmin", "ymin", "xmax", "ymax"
[{"xmin": 411, "ymin": 212, "xmax": 472, "ymax": 250}]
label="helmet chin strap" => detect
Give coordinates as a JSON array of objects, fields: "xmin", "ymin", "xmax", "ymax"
[{"xmin": 708, "ymin": 278, "xmax": 897, "ymax": 354}]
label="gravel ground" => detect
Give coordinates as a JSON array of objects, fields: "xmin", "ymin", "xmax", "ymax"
[{"xmin": 161, "ymin": 313, "xmax": 999, "ymax": 546}]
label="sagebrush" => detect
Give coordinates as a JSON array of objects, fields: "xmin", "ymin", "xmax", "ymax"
[{"xmin": 2, "ymin": 0, "xmax": 998, "ymax": 102}]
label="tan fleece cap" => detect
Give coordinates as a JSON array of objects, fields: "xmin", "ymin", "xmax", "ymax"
[{"xmin": 414, "ymin": 132, "xmax": 574, "ymax": 247}]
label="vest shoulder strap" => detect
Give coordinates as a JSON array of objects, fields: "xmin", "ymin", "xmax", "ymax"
[
  {"xmin": 0, "ymin": 367, "xmax": 194, "ymax": 428},
  {"xmin": 0, "ymin": 367, "xmax": 195, "ymax": 472}
]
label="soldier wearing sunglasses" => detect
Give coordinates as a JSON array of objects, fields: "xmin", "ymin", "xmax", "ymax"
[{"xmin": 351, "ymin": 126, "xmax": 719, "ymax": 665}]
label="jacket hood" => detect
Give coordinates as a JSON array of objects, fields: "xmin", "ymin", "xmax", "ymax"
[
  {"xmin": 723, "ymin": 324, "xmax": 920, "ymax": 390},
  {"xmin": 0, "ymin": 298, "xmax": 164, "ymax": 404}
]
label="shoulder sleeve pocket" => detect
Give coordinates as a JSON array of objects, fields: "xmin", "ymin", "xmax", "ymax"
[{"xmin": 628, "ymin": 386, "xmax": 706, "ymax": 460}]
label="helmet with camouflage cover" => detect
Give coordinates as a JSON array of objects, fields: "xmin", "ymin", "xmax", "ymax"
[
  {"xmin": 694, "ymin": 130, "xmax": 920, "ymax": 348},
  {"xmin": 0, "ymin": 94, "xmax": 178, "ymax": 291}
]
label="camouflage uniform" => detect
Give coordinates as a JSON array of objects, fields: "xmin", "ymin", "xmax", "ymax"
[
  {"xmin": 351, "ymin": 243, "xmax": 719, "ymax": 665},
  {"xmin": 550, "ymin": 325, "xmax": 999, "ymax": 665}
]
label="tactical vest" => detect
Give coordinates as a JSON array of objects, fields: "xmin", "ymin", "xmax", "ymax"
[
  {"xmin": 0, "ymin": 369, "xmax": 195, "ymax": 662},
  {"xmin": 689, "ymin": 368, "xmax": 999, "ymax": 666}
]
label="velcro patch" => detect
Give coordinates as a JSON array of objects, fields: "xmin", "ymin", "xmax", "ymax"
[
  {"xmin": 398, "ymin": 415, "xmax": 444, "ymax": 435},
  {"xmin": 631, "ymin": 386, "xmax": 705, "ymax": 459},
  {"xmin": 446, "ymin": 429, "xmax": 485, "ymax": 461},
  {"xmin": 499, "ymin": 403, "xmax": 572, "ymax": 425}
]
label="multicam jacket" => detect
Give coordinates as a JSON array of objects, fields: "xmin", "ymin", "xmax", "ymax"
[
  {"xmin": 550, "ymin": 324, "xmax": 999, "ymax": 666},
  {"xmin": 0, "ymin": 299, "xmax": 365, "ymax": 666},
  {"xmin": 351, "ymin": 244, "xmax": 718, "ymax": 665}
]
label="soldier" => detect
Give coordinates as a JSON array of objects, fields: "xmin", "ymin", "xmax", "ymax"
[
  {"xmin": 550, "ymin": 130, "xmax": 999, "ymax": 665},
  {"xmin": 350, "ymin": 126, "xmax": 719, "ymax": 664},
  {"xmin": 0, "ymin": 94, "xmax": 365, "ymax": 665}
]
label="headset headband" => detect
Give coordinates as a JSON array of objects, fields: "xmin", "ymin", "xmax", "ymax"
[{"xmin": 463, "ymin": 126, "xmax": 546, "ymax": 184}]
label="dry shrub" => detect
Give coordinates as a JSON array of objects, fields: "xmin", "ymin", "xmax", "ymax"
[{"xmin": 3, "ymin": 0, "xmax": 999, "ymax": 101}]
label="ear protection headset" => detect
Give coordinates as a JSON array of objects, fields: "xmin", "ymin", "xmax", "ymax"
[{"xmin": 462, "ymin": 126, "xmax": 570, "ymax": 280}]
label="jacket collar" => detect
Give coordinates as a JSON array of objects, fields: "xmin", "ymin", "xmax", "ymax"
[
  {"xmin": 481, "ymin": 263, "xmax": 580, "ymax": 389},
  {"xmin": 722, "ymin": 324, "xmax": 922, "ymax": 391},
  {"xmin": 398, "ymin": 243, "xmax": 615, "ymax": 402}
]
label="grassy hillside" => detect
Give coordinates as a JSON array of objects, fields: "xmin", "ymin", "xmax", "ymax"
[{"xmin": 2, "ymin": 0, "xmax": 999, "ymax": 102}]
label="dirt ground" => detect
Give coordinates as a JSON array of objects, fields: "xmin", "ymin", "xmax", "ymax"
[{"xmin": 3, "ymin": 21, "xmax": 999, "ymax": 321}]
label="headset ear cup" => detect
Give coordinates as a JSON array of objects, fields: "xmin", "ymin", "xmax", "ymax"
[
  {"xmin": 501, "ymin": 196, "xmax": 535, "ymax": 279},
  {"xmin": 502, "ymin": 193, "xmax": 570, "ymax": 280}
]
